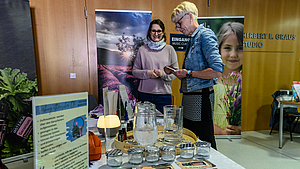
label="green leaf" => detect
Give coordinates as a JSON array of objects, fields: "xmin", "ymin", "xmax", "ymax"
[{"xmin": 0, "ymin": 68, "xmax": 37, "ymax": 158}]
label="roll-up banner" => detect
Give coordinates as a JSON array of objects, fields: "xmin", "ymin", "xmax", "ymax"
[
  {"xmin": 95, "ymin": 9, "xmax": 152, "ymax": 106},
  {"xmin": 198, "ymin": 16, "xmax": 244, "ymax": 139}
]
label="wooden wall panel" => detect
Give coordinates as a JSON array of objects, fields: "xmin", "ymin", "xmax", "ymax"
[
  {"xmin": 242, "ymin": 0, "xmax": 300, "ymax": 131},
  {"xmin": 207, "ymin": 0, "xmax": 300, "ymax": 131},
  {"xmin": 30, "ymin": 0, "xmax": 89, "ymax": 96}
]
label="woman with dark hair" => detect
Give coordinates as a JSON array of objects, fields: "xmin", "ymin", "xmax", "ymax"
[
  {"xmin": 132, "ymin": 19, "xmax": 178, "ymax": 113},
  {"xmin": 213, "ymin": 22, "xmax": 244, "ymax": 135}
]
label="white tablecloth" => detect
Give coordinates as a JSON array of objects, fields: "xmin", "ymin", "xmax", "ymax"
[
  {"xmin": 89, "ymin": 140, "xmax": 245, "ymax": 169},
  {"xmin": 90, "ymin": 147, "xmax": 245, "ymax": 169},
  {"xmin": 88, "ymin": 124, "xmax": 245, "ymax": 169}
]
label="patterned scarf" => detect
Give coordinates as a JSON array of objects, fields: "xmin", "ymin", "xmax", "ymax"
[{"xmin": 147, "ymin": 38, "xmax": 166, "ymax": 50}]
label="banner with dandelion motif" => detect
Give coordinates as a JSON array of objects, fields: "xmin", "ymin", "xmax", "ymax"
[
  {"xmin": 95, "ymin": 9, "xmax": 152, "ymax": 105},
  {"xmin": 198, "ymin": 16, "xmax": 244, "ymax": 137}
]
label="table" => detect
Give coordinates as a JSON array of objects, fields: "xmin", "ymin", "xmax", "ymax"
[
  {"xmin": 279, "ymin": 101, "xmax": 300, "ymax": 149},
  {"xmin": 88, "ymin": 127, "xmax": 245, "ymax": 169},
  {"xmin": 90, "ymin": 147, "xmax": 245, "ymax": 169}
]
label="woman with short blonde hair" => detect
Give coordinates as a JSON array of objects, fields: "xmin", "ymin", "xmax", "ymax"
[{"xmin": 165, "ymin": 1, "xmax": 224, "ymax": 149}]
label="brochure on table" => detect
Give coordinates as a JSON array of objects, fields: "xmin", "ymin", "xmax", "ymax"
[
  {"xmin": 292, "ymin": 81, "xmax": 300, "ymax": 102},
  {"xmin": 32, "ymin": 92, "xmax": 89, "ymax": 169},
  {"xmin": 119, "ymin": 85, "xmax": 133, "ymax": 118}
]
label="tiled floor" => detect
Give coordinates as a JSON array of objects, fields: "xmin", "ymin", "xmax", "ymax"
[{"xmin": 216, "ymin": 130, "xmax": 300, "ymax": 169}]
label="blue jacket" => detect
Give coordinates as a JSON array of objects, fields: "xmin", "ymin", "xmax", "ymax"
[{"xmin": 182, "ymin": 24, "xmax": 224, "ymax": 92}]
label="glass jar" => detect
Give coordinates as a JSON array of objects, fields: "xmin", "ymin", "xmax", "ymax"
[
  {"xmin": 106, "ymin": 149, "xmax": 123, "ymax": 167},
  {"xmin": 160, "ymin": 145, "xmax": 176, "ymax": 162},
  {"xmin": 195, "ymin": 141, "xmax": 211, "ymax": 159},
  {"xmin": 133, "ymin": 102, "xmax": 158, "ymax": 146},
  {"xmin": 127, "ymin": 147, "xmax": 144, "ymax": 165},
  {"xmin": 179, "ymin": 143, "xmax": 195, "ymax": 159},
  {"xmin": 144, "ymin": 145, "xmax": 159, "ymax": 163}
]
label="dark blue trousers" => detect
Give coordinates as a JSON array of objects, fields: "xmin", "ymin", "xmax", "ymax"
[{"xmin": 138, "ymin": 92, "xmax": 172, "ymax": 113}]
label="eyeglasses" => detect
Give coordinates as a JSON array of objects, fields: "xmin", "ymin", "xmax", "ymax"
[
  {"xmin": 151, "ymin": 30, "xmax": 163, "ymax": 34},
  {"xmin": 175, "ymin": 13, "xmax": 189, "ymax": 31}
]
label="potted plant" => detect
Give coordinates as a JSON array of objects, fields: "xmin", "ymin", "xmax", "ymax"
[{"xmin": 0, "ymin": 68, "xmax": 37, "ymax": 158}]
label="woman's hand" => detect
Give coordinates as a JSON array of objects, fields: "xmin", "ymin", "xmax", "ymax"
[
  {"xmin": 173, "ymin": 69, "xmax": 188, "ymax": 79},
  {"xmin": 163, "ymin": 66, "xmax": 174, "ymax": 75},
  {"xmin": 154, "ymin": 69, "xmax": 163, "ymax": 77},
  {"xmin": 225, "ymin": 125, "xmax": 241, "ymax": 135},
  {"xmin": 148, "ymin": 70, "xmax": 159, "ymax": 78}
]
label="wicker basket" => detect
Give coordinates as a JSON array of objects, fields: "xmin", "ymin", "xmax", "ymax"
[{"xmin": 114, "ymin": 125, "xmax": 197, "ymax": 154}]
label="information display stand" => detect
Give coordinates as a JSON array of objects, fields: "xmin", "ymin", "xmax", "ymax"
[{"xmin": 32, "ymin": 92, "xmax": 89, "ymax": 169}]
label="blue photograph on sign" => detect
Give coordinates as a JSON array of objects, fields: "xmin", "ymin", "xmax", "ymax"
[{"xmin": 66, "ymin": 115, "xmax": 87, "ymax": 142}]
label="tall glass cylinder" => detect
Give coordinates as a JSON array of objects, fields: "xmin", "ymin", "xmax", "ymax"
[
  {"xmin": 163, "ymin": 105, "xmax": 183, "ymax": 144},
  {"xmin": 103, "ymin": 89, "xmax": 120, "ymax": 152}
]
